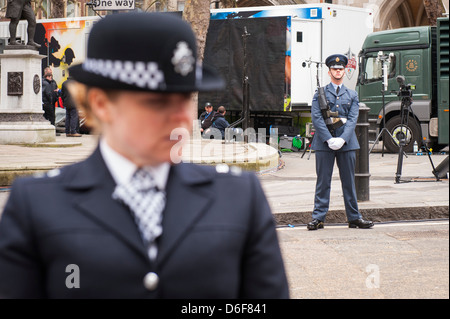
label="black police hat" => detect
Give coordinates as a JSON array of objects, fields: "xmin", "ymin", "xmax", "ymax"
[
  {"xmin": 325, "ymin": 54, "xmax": 348, "ymax": 69},
  {"xmin": 69, "ymin": 12, "xmax": 224, "ymax": 93}
]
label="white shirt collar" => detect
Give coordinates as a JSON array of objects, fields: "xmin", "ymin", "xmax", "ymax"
[{"xmin": 99, "ymin": 138, "xmax": 170, "ymax": 191}]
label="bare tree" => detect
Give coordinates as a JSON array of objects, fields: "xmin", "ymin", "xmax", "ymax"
[
  {"xmin": 220, "ymin": 0, "xmax": 237, "ymax": 8},
  {"xmin": 181, "ymin": 0, "xmax": 211, "ymax": 116},
  {"xmin": 423, "ymin": 0, "xmax": 445, "ymax": 26},
  {"xmin": 138, "ymin": 0, "xmax": 168, "ymax": 11},
  {"xmin": 30, "ymin": 0, "xmax": 46, "ymax": 18},
  {"xmin": 182, "ymin": 0, "xmax": 211, "ymax": 61},
  {"xmin": 46, "ymin": 0, "xmax": 65, "ymax": 18}
]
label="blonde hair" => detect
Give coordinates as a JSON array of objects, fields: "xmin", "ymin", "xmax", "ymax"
[
  {"xmin": 68, "ymin": 81, "xmax": 124, "ymax": 134},
  {"xmin": 67, "ymin": 81, "xmax": 99, "ymax": 133}
]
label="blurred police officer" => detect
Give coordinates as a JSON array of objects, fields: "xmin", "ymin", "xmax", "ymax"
[
  {"xmin": 0, "ymin": 12, "xmax": 289, "ymax": 299},
  {"xmin": 307, "ymin": 54, "xmax": 374, "ymax": 231}
]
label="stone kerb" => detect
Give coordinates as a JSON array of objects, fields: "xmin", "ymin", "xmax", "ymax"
[{"xmin": 181, "ymin": 139, "xmax": 279, "ymax": 172}]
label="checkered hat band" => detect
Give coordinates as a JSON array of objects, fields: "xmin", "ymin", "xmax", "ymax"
[{"xmin": 82, "ymin": 58, "xmax": 166, "ymax": 90}]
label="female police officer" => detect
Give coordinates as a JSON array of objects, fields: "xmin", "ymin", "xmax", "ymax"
[
  {"xmin": 307, "ymin": 54, "xmax": 374, "ymax": 231},
  {"xmin": 0, "ymin": 12, "xmax": 289, "ymax": 299}
]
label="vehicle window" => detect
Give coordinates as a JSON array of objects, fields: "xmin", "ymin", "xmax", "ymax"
[{"xmin": 364, "ymin": 55, "xmax": 396, "ymax": 83}]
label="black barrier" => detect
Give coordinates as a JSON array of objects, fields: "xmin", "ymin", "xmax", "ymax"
[
  {"xmin": 433, "ymin": 155, "xmax": 449, "ymax": 180},
  {"xmin": 199, "ymin": 17, "xmax": 286, "ymax": 112},
  {"xmin": 355, "ymin": 103, "xmax": 370, "ymax": 201}
]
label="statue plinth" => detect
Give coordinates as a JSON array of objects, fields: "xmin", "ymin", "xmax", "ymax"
[
  {"xmin": 0, "ymin": 47, "xmax": 56, "ymax": 144},
  {"xmin": 4, "ymin": 44, "xmax": 40, "ymax": 51}
]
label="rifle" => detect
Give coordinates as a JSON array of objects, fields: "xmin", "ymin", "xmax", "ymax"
[
  {"xmin": 316, "ymin": 77, "xmax": 344, "ymax": 137},
  {"xmin": 303, "ymin": 58, "xmax": 345, "ymax": 136}
]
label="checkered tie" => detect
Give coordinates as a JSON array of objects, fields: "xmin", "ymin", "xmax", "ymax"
[{"xmin": 112, "ymin": 169, "xmax": 166, "ymax": 261}]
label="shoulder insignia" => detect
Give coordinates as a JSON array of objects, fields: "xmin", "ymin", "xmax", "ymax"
[
  {"xmin": 230, "ymin": 166, "xmax": 242, "ymax": 176},
  {"xmin": 215, "ymin": 164, "xmax": 229, "ymax": 174},
  {"xmin": 46, "ymin": 168, "xmax": 61, "ymax": 178},
  {"xmin": 33, "ymin": 172, "xmax": 46, "ymax": 178},
  {"xmin": 215, "ymin": 164, "xmax": 242, "ymax": 176}
]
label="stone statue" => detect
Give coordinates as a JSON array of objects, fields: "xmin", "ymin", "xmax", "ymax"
[{"xmin": 5, "ymin": 0, "xmax": 41, "ymax": 48}]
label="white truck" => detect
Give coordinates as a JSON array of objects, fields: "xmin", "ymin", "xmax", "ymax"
[{"xmin": 203, "ymin": 4, "xmax": 373, "ymax": 136}]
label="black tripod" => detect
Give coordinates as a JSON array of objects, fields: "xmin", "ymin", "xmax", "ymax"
[
  {"xmin": 369, "ymin": 52, "xmax": 398, "ymax": 156},
  {"xmin": 226, "ymin": 26, "xmax": 250, "ymax": 143},
  {"xmin": 394, "ymin": 75, "xmax": 444, "ymax": 183},
  {"xmin": 301, "ymin": 131, "xmax": 314, "ymax": 159},
  {"xmin": 368, "ymin": 85, "xmax": 398, "ymax": 156},
  {"xmin": 394, "ymin": 81, "xmax": 413, "ymax": 183},
  {"xmin": 300, "ymin": 59, "xmax": 324, "ymax": 160}
]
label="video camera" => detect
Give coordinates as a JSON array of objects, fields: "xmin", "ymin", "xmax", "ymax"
[{"xmin": 396, "ymin": 75, "xmax": 415, "ymax": 98}]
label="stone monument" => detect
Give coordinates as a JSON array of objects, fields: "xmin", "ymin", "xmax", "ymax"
[{"xmin": 0, "ymin": 3, "xmax": 55, "ymax": 144}]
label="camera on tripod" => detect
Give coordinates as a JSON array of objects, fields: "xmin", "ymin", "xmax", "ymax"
[{"xmin": 396, "ymin": 75, "xmax": 415, "ymax": 98}]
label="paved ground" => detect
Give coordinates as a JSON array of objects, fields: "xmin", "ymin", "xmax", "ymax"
[
  {"xmin": 260, "ymin": 149, "xmax": 449, "ymax": 225},
  {"xmin": 0, "ymin": 135, "xmax": 448, "ymax": 299},
  {"xmin": 277, "ymin": 220, "xmax": 449, "ymax": 299},
  {"xmin": 1, "ymin": 135, "xmax": 448, "ymax": 224}
]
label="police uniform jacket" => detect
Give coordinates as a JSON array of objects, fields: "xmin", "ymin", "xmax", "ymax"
[
  {"xmin": 5, "ymin": 0, "xmax": 32, "ymax": 19},
  {"xmin": 0, "ymin": 147, "xmax": 289, "ymax": 299},
  {"xmin": 311, "ymin": 83, "xmax": 360, "ymax": 152}
]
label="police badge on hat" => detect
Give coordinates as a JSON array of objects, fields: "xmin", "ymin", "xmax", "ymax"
[{"xmin": 172, "ymin": 42, "xmax": 195, "ymax": 76}]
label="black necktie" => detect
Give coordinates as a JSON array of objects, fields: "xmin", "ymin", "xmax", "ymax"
[{"xmin": 336, "ymin": 86, "xmax": 340, "ymax": 95}]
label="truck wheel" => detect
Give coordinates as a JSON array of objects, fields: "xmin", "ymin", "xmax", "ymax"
[{"xmin": 384, "ymin": 115, "xmax": 422, "ymax": 153}]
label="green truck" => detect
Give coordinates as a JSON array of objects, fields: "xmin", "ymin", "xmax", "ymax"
[{"xmin": 357, "ymin": 17, "xmax": 449, "ymax": 153}]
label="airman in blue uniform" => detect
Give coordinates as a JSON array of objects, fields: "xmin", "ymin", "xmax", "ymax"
[{"xmin": 307, "ymin": 54, "xmax": 374, "ymax": 230}]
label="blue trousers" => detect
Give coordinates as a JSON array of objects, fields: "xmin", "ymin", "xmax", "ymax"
[
  {"xmin": 65, "ymin": 108, "xmax": 79, "ymax": 134},
  {"xmin": 312, "ymin": 150, "xmax": 362, "ymax": 222}
]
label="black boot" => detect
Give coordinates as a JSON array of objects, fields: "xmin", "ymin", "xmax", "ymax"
[
  {"xmin": 307, "ymin": 219, "xmax": 324, "ymax": 231},
  {"xmin": 348, "ymin": 219, "xmax": 374, "ymax": 229}
]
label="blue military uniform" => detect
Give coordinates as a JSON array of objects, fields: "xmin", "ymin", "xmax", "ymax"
[{"xmin": 308, "ymin": 54, "xmax": 373, "ymax": 230}]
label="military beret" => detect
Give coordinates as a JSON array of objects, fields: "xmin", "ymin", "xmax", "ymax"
[{"xmin": 325, "ymin": 54, "xmax": 348, "ymax": 69}]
